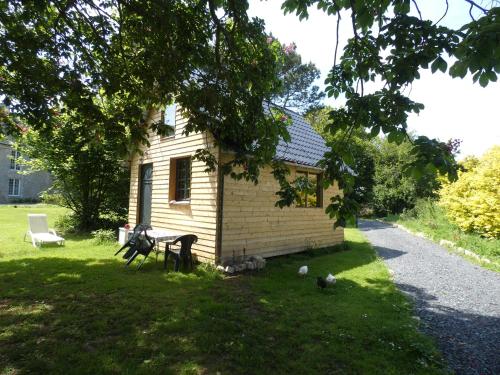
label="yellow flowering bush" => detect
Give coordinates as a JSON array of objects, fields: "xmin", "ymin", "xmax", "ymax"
[{"xmin": 439, "ymin": 146, "xmax": 500, "ymax": 238}]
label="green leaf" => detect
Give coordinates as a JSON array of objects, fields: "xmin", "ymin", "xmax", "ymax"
[
  {"xmin": 450, "ymin": 62, "xmax": 467, "ymax": 79},
  {"xmin": 438, "ymin": 58, "xmax": 447, "ymax": 73},
  {"xmin": 487, "ymin": 71, "xmax": 497, "ymax": 82},
  {"xmin": 387, "ymin": 131, "xmax": 397, "ymax": 143},
  {"xmin": 431, "ymin": 57, "xmax": 447, "ymax": 74},
  {"xmin": 370, "ymin": 126, "xmax": 380, "ymax": 137},
  {"xmin": 479, "ymin": 72, "xmax": 489, "ymax": 87}
]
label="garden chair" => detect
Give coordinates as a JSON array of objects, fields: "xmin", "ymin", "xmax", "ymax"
[
  {"xmin": 164, "ymin": 234, "xmax": 198, "ymax": 271},
  {"xmin": 24, "ymin": 214, "xmax": 65, "ymax": 247},
  {"xmin": 115, "ymin": 224, "xmax": 155, "ymax": 269}
]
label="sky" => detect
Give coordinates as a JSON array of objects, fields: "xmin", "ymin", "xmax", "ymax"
[{"xmin": 248, "ymin": 0, "xmax": 500, "ymax": 158}]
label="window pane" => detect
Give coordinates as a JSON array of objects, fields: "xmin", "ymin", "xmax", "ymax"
[
  {"xmin": 175, "ymin": 158, "xmax": 191, "ymax": 201},
  {"xmin": 10, "ymin": 150, "xmax": 15, "ymax": 170},
  {"xmin": 10, "ymin": 150, "xmax": 21, "ymax": 170},
  {"xmin": 8, "ymin": 178, "xmax": 20, "ymax": 196},
  {"xmin": 296, "ymin": 172, "xmax": 319, "ymax": 208},
  {"xmin": 164, "ymin": 103, "xmax": 176, "ymax": 127},
  {"xmin": 296, "ymin": 172, "xmax": 307, "ymax": 207},
  {"xmin": 308, "ymin": 174, "xmax": 318, "ymax": 208},
  {"xmin": 16, "ymin": 151, "xmax": 21, "ymax": 170}
]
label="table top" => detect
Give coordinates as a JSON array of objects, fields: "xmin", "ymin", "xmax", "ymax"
[{"xmin": 146, "ymin": 229, "xmax": 185, "ymax": 242}]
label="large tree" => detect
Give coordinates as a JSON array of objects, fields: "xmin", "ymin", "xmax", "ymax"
[
  {"xmin": 370, "ymin": 137, "xmax": 443, "ymax": 216},
  {"xmin": 273, "ymin": 41, "xmax": 325, "ymax": 113},
  {"xmin": 0, "ymin": 0, "xmax": 289, "ymax": 228},
  {"xmin": 1, "ymin": 0, "xmax": 499, "ymax": 227},
  {"xmin": 0, "ymin": 0, "xmax": 288, "ymax": 174},
  {"xmin": 18, "ymin": 100, "xmax": 131, "ymax": 231}
]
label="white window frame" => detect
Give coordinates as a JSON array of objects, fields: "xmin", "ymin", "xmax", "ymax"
[
  {"xmin": 8, "ymin": 178, "xmax": 21, "ymax": 196},
  {"xmin": 10, "ymin": 150, "xmax": 21, "ymax": 171}
]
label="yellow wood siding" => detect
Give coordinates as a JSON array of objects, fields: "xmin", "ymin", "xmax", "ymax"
[
  {"xmin": 128, "ymin": 110, "xmax": 219, "ymax": 262},
  {"xmin": 221, "ymin": 161, "xmax": 344, "ymax": 260}
]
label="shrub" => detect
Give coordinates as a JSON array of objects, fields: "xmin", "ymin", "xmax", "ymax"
[
  {"xmin": 371, "ymin": 138, "xmax": 440, "ymax": 217},
  {"xmin": 91, "ymin": 229, "xmax": 117, "ymax": 245},
  {"xmin": 8, "ymin": 197, "xmax": 40, "ymax": 204},
  {"xmin": 401, "ymin": 198, "xmax": 435, "ymax": 217},
  {"xmin": 97, "ymin": 212, "xmax": 128, "ymax": 232},
  {"xmin": 39, "ymin": 191, "xmax": 65, "ymax": 206},
  {"xmin": 54, "ymin": 213, "xmax": 81, "ymax": 235},
  {"xmin": 439, "ymin": 146, "xmax": 500, "ymax": 238}
]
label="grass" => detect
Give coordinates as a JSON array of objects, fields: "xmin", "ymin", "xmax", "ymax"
[
  {"xmin": 0, "ymin": 205, "xmax": 447, "ymax": 374},
  {"xmin": 384, "ymin": 200, "xmax": 500, "ymax": 272}
]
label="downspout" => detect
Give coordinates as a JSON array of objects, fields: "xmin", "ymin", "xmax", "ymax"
[{"xmin": 214, "ymin": 148, "xmax": 224, "ymax": 264}]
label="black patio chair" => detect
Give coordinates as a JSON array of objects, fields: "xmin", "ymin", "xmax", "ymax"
[
  {"xmin": 165, "ymin": 234, "xmax": 198, "ymax": 271},
  {"xmin": 114, "ymin": 224, "xmax": 155, "ymax": 269}
]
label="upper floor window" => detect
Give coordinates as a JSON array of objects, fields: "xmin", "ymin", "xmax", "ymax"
[
  {"xmin": 296, "ymin": 171, "xmax": 322, "ymax": 208},
  {"xmin": 8, "ymin": 178, "xmax": 21, "ymax": 196},
  {"xmin": 161, "ymin": 103, "xmax": 176, "ymax": 137},
  {"xmin": 10, "ymin": 150, "xmax": 21, "ymax": 170}
]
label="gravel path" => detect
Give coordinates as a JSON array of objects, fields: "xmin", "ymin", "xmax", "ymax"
[{"xmin": 359, "ymin": 220, "xmax": 500, "ymax": 375}]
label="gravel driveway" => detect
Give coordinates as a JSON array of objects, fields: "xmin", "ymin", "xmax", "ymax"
[{"xmin": 359, "ymin": 220, "xmax": 500, "ymax": 375}]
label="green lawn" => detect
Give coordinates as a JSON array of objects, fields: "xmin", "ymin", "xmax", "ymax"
[{"xmin": 0, "ymin": 205, "xmax": 446, "ymax": 374}]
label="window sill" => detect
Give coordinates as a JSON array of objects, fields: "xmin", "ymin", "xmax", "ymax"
[{"xmin": 169, "ymin": 200, "xmax": 190, "ymax": 206}]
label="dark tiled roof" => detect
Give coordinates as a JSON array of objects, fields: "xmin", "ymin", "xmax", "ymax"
[{"xmin": 275, "ymin": 108, "xmax": 329, "ymax": 168}]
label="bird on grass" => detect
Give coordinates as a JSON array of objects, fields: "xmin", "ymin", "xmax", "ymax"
[
  {"xmin": 326, "ymin": 273, "xmax": 336, "ymax": 285},
  {"xmin": 317, "ymin": 276, "xmax": 327, "ymax": 290},
  {"xmin": 298, "ymin": 265, "xmax": 308, "ymax": 277}
]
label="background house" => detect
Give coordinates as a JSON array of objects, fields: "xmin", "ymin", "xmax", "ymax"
[
  {"xmin": 127, "ymin": 106, "xmax": 343, "ymax": 263},
  {"xmin": 0, "ymin": 139, "xmax": 52, "ymax": 203}
]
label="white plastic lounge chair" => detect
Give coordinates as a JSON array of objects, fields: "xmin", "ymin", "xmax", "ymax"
[{"xmin": 24, "ymin": 214, "xmax": 65, "ymax": 247}]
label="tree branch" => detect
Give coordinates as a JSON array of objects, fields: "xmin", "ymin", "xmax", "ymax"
[
  {"xmin": 469, "ymin": 3, "xmax": 476, "ymax": 20},
  {"xmin": 349, "ymin": 0, "xmax": 364, "ymax": 96},
  {"xmin": 435, "ymin": 0, "xmax": 449, "ymax": 25},
  {"xmin": 412, "ymin": 0, "xmax": 423, "ymax": 20},
  {"xmin": 208, "ymin": 0, "xmax": 222, "ymax": 71},
  {"xmin": 334, "ymin": 12, "xmax": 341, "ymax": 66},
  {"xmin": 464, "ymin": 0, "xmax": 489, "ymax": 14}
]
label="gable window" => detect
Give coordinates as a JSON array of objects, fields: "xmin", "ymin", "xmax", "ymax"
[
  {"xmin": 296, "ymin": 171, "xmax": 322, "ymax": 208},
  {"xmin": 10, "ymin": 150, "xmax": 21, "ymax": 170},
  {"xmin": 161, "ymin": 103, "xmax": 176, "ymax": 137},
  {"xmin": 169, "ymin": 157, "xmax": 191, "ymax": 202},
  {"xmin": 8, "ymin": 178, "xmax": 21, "ymax": 196}
]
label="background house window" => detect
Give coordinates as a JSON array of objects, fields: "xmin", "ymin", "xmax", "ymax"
[
  {"xmin": 8, "ymin": 178, "xmax": 21, "ymax": 196},
  {"xmin": 169, "ymin": 157, "xmax": 191, "ymax": 202},
  {"xmin": 296, "ymin": 171, "xmax": 322, "ymax": 208},
  {"xmin": 10, "ymin": 150, "xmax": 21, "ymax": 170}
]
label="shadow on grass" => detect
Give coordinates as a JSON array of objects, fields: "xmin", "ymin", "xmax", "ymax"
[{"xmin": 0, "ymin": 238, "xmax": 481, "ymax": 374}]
